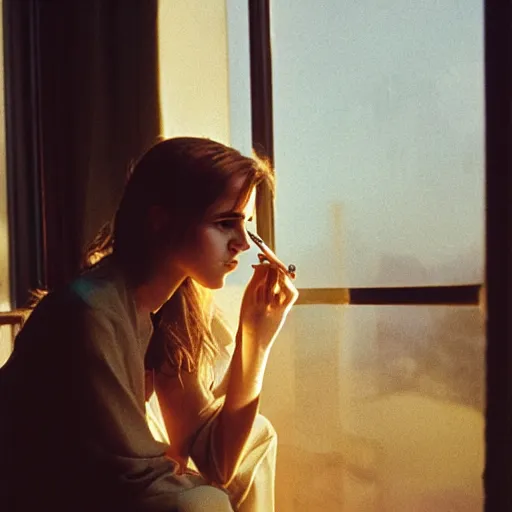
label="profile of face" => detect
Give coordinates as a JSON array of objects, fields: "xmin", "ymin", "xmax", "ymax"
[{"xmin": 168, "ymin": 174, "xmax": 255, "ymax": 289}]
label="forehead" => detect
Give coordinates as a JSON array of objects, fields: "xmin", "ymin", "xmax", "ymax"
[{"xmin": 207, "ymin": 174, "xmax": 256, "ymax": 216}]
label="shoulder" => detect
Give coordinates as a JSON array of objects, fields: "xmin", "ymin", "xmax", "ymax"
[
  {"xmin": 71, "ymin": 261, "xmax": 153, "ymax": 360},
  {"xmin": 70, "ymin": 261, "xmax": 127, "ymax": 319},
  {"xmin": 14, "ymin": 284, "xmax": 109, "ymax": 351},
  {"xmin": 13, "ymin": 263, "xmax": 126, "ymax": 360}
]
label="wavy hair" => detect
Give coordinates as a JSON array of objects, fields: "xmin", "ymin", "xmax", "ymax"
[{"xmin": 84, "ymin": 137, "xmax": 274, "ymax": 381}]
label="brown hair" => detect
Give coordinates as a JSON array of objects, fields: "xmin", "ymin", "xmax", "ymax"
[{"xmin": 85, "ymin": 137, "xmax": 274, "ymax": 380}]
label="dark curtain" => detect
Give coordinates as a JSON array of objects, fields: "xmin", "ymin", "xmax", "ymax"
[
  {"xmin": 484, "ymin": 0, "xmax": 512, "ymax": 510},
  {"xmin": 4, "ymin": 0, "xmax": 161, "ymax": 305}
]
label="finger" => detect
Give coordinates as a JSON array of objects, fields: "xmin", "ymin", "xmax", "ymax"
[
  {"xmin": 255, "ymin": 274, "xmax": 265, "ymax": 303},
  {"xmin": 251, "ymin": 264, "xmax": 271, "ymax": 301},
  {"xmin": 257, "ymin": 252, "xmax": 296, "ymax": 280},
  {"xmin": 250, "ymin": 262, "xmax": 271, "ymax": 280},
  {"xmin": 252, "ymin": 264, "xmax": 278, "ymax": 304},
  {"xmin": 277, "ymin": 270, "xmax": 299, "ymax": 306},
  {"xmin": 251, "ymin": 237, "xmax": 291, "ymax": 276},
  {"xmin": 273, "ymin": 288, "xmax": 284, "ymax": 307},
  {"xmin": 251, "ymin": 263, "xmax": 274, "ymax": 278},
  {"xmin": 265, "ymin": 265, "xmax": 279, "ymax": 305},
  {"xmin": 257, "ymin": 253, "xmax": 269, "ymax": 264}
]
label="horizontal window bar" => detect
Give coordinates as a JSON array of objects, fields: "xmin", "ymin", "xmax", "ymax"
[{"xmin": 296, "ymin": 285, "xmax": 482, "ymax": 306}]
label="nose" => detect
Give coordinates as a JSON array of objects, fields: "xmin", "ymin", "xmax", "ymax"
[{"xmin": 230, "ymin": 228, "xmax": 251, "ymax": 254}]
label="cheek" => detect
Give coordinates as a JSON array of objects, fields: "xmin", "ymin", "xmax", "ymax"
[
  {"xmin": 183, "ymin": 228, "xmax": 226, "ymax": 269},
  {"xmin": 199, "ymin": 227, "xmax": 226, "ymax": 251}
]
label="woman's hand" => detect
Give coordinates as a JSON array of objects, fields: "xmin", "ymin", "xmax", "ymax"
[
  {"xmin": 214, "ymin": 261, "xmax": 298, "ymax": 484},
  {"xmin": 238, "ymin": 262, "xmax": 299, "ymax": 350}
]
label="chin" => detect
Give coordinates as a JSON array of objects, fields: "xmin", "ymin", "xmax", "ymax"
[{"xmin": 194, "ymin": 275, "xmax": 226, "ymax": 290}]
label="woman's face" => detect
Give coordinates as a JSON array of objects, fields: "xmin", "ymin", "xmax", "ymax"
[{"xmin": 169, "ymin": 175, "xmax": 255, "ymax": 289}]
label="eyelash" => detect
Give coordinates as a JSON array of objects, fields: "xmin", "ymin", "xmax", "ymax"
[{"xmin": 216, "ymin": 220, "xmax": 240, "ymax": 230}]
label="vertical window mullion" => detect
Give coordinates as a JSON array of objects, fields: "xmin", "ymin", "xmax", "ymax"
[{"xmin": 248, "ymin": 0, "xmax": 275, "ymax": 251}]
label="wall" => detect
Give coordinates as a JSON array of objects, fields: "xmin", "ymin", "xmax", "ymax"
[{"xmin": 158, "ymin": 0, "xmax": 230, "ymax": 144}]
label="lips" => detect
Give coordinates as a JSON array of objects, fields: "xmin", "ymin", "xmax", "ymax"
[{"xmin": 224, "ymin": 260, "xmax": 238, "ymax": 270}]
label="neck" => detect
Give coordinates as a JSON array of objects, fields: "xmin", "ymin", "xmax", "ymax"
[{"xmin": 132, "ymin": 267, "xmax": 186, "ymax": 315}]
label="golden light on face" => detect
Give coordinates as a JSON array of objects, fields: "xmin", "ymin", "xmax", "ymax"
[{"xmin": 172, "ymin": 176, "xmax": 256, "ymax": 290}]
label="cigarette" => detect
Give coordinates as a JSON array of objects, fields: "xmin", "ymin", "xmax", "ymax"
[{"xmin": 247, "ymin": 231, "xmax": 296, "ymax": 278}]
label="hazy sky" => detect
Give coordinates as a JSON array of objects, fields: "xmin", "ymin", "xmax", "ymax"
[{"xmin": 228, "ymin": 0, "xmax": 484, "ymax": 289}]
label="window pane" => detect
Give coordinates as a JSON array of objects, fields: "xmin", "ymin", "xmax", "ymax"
[
  {"xmin": 226, "ymin": 0, "xmax": 253, "ymax": 155},
  {"xmin": 261, "ymin": 305, "xmax": 484, "ymax": 512},
  {"xmin": 271, "ymin": 1, "xmax": 484, "ymax": 288}
]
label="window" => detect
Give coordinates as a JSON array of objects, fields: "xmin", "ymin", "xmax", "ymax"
[
  {"xmin": 157, "ymin": 1, "xmax": 486, "ymax": 508},
  {"xmin": 246, "ymin": 1, "xmax": 485, "ymax": 510}
]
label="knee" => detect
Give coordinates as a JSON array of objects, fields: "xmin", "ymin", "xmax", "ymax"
[
  {"xmin": 254, "ymin": 414, "xmax": 278, "ymax": 446},
  {"xmin": 175, "ymin": 485, "xmax": 234, "ymax": 512}
]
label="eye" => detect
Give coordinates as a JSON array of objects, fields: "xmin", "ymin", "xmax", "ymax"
[{"xmin": 216, "ymin": 219, "xmax": 239, "ymax": 230}]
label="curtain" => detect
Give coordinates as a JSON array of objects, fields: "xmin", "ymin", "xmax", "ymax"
[
  {"xmin": 4, "ymin": 0, "xmax": 161, "ymax": 303},
  {"xmin": 484, "ymin": 1, "xmax": 512, "ymax": 510}
]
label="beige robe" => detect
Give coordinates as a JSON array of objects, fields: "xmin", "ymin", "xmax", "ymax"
[
  {"xmin": 0, "ymin": 260, "xmax": 233, "ymax": 511},
  {"xmin": 2, "ymin": 257, "xmax": 275, "ymax": 510}
]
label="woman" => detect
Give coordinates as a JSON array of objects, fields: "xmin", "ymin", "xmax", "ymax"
[{"xmin": 0, "ymin": 137, "xmax": 298, "ymax": 511}]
